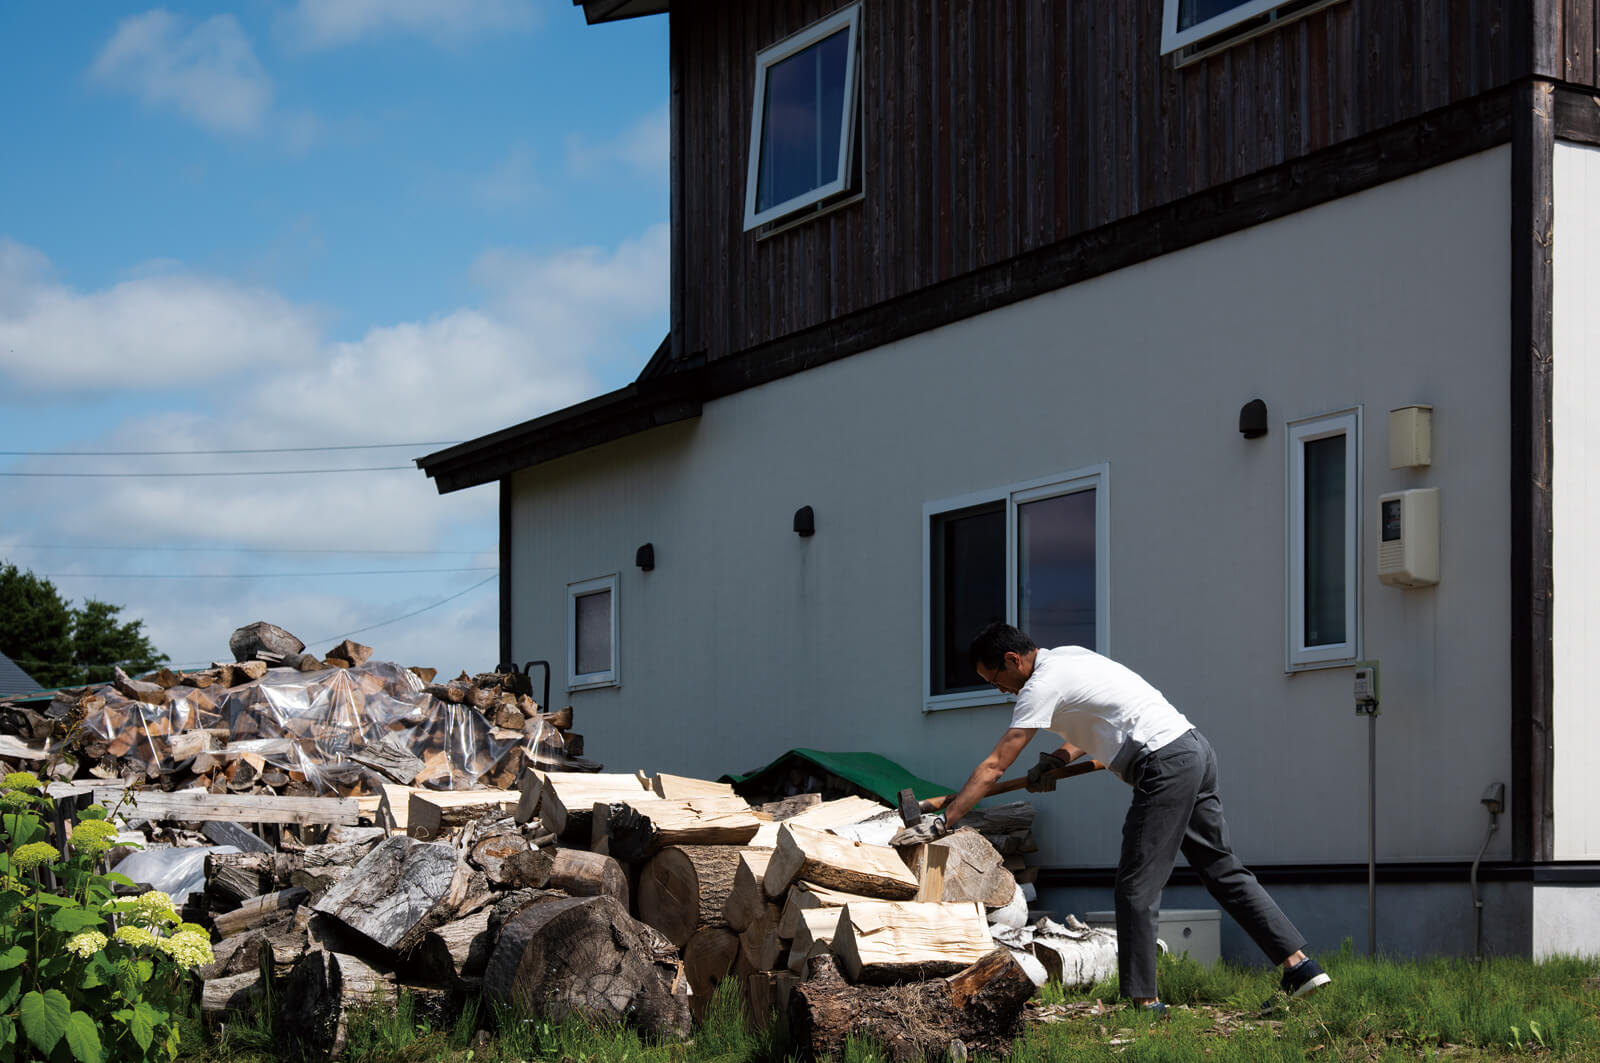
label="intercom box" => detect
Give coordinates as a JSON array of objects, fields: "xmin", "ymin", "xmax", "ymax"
[{"xmin": 1377, "ymin": 488, "xmax": 1439, "ymax": 587}]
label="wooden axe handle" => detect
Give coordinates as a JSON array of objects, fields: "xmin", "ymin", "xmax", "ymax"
[{"xmin": 918, "ymin": 758, "xmax": 1104, "ymax": 813}]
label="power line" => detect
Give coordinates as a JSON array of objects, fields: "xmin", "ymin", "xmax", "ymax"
[
  {"xmin": 42, "ymin": 567, "xmax": 497, "ymax": 579},
  {"xmin": 3, "ymin": 543, "xmax": 489, "ymax": 556},
  {"xmin": 0, "ymin": 441, "xmax": 461, "ymax": 457},
  {"xmin": 0, "ymin": 466, "xmax": 415, "ymax": 478}
]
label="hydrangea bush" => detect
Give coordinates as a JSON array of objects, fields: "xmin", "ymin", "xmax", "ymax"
[{"xmin": 0, "ymin": 772, "xmax": 212, "ymax": 1062}]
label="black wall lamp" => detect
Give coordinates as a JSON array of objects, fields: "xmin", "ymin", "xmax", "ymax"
[
  {"xmin": 635, "ymin": 543, "xmax": 655, "ymax": 570},
  {"xmin": 793, "ymin": 506, "xmax": 815, "ymax": 537},
  {"xmin": 1239, "ymin": 399, "xmax": 1269, "ymax": 439}
]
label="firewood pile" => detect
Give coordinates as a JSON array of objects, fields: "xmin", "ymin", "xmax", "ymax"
[{"xmin": 0, "ymin": 620, "xmax": 1122, "ymax": 1060}]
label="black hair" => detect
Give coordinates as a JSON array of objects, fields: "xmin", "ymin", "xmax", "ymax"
[{"xmin": 968, "ymin": 622, "xmax": 1037, "ymax": 671}]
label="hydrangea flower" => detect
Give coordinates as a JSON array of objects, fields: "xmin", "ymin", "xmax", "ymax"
[
  {"xmin": 134, "ymin": 891, "xmax": 178, "ymax": 925},
  {"xmin": 156, "ymin": 930, "xmax": 213, "ymax": 969},
  {"xmin": 0, "ymin": 772, "xmax": 41, "ymax": 793},
  {"xmin": 66, "ymin": 930, "xmax": 107, "ymax": 958},
  {"xmin": 70, "ymin": 819, "xmax": 118, "ymax": 857},
  {"xmin": 11, "ymin": 842, "xmax": 59, "ymax": 872},
  {"xmin": 113, "ymin": 926, "xmax": 157, "ymax": 948}
]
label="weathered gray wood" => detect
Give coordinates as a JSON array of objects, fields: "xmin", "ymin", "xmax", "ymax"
[
  {"xmin": 482, "ymin": 894, "xmax": 691, "ymax": 1040},
  {"xmin": 397, "ymin": 909, "xmax": 495, "ymax": 987},
  {"xmin": 312, "ymin": 836, "xmax": 470, "ymax": 954},
  {"xmin": 231, "ymin": 621, "xmax": 305, "ymax": 662},
  {"xmin": 469, "ymin": 831, "xmax": 530, "ymax": 885},
  {"xmin": 277, "ymin": 949, "xmax": 392, "ymax": 1059},
  {"xmin": 92, "ymin": 788, "xmax": 358, "ymax": 825},
  {"xmin": 349, "ymin": 734, "xmax": 424, "ymax": 785},
  {"xmin": 213, "ymin": 888, "xmax": 309, "ymax": 938},
  {"xmin": 547, "ymin": 848, "xmax": 628, "ymax": 906},
  {"xmin": 201, "ymin": 820, "xmax": 273, "ymax": 854},
  {"xmin": 201, "ymin": 971, "xmax": 265, "ymax": 1017},
  {"xmin": 302, "ymin": 838, "xmax": 383, "ymax": 871},
  {"xmin": 501, "ymin": 848, "xmax": 554, "ymax": 889}
]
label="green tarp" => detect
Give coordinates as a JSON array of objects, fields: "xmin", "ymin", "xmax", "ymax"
[{"xmin": 722, "ymin": 748, "xmax": 953, "ymax": 807}]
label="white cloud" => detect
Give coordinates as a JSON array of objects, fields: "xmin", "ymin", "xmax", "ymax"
[
  {"xmin": 281, "ymin": 0, "xmax": 539, "ymax": 51},
  {"xmin": 89, "ymin": 10, "xmax": 273, "ymax": 134},
  {"xmin": 0, "ymin": 226, "xmax": 668, "ymax": 671},
  {"xmin": 567, "ymin": 102, "xmax": 670, "ymax": 178},
  {"xmin": 0, "ymin": 239, "xmax": 323, "ymax": 391}
]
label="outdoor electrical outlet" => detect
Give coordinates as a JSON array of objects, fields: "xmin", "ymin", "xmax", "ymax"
[{"xmin": 1354, "ymin": 661, "xmax": 1381, "ymax": 715}]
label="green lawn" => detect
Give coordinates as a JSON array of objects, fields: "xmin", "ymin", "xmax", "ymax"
[{"xmin": 186, "ymin": 945, "xmax": 1600, "ymax": 1062}]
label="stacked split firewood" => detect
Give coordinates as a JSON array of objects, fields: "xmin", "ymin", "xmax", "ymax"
[{"xmin": 0, "ymin": 621, "xmax": 595, "ymax": 800}]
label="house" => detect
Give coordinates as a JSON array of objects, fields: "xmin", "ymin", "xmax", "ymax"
[
  {"xmin": 419, "ymin": 0, "xmax": 1600, "ymax": 962},
  {"xmin": 0, "ymin": 650, "xmax": 42, "ymax": 699}
]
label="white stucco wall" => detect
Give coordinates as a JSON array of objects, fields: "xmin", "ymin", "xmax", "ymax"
[
  {"xmin": 1552, "ymin": 139, "xmax": 1600, "ymax": 862},
  {"xmin": 509, "ymin": 146, "xmax": 1513, "ymax": 876}
]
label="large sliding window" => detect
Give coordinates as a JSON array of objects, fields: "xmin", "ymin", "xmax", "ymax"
[
  {"xmin": 924, "ymin": 467, "xmax": 1108, "ymax": 711},
  {"xmin": 1287, "ymin": 410, "xmax": 1360, "ymax": 669}
]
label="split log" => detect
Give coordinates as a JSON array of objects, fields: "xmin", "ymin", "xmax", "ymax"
[
  {"xmin": 113, "ymin": 667, "xmax": 168, "ymax": 706},
  {"xmin": 910, "ymin": 829, "xmax": 1015, "ymax": 908},
  {"xmin": 760, "ymin": 793, "xmax": 822, "ymax": 820},
  {"xmin": 683, "ymin": 926, "xmax": 740, "ymax": 1021},
  {"xmin": 788, "ymin": 950, "xmax": 1034, "ymax": 1062},
  {"xmin": 722, "ymin": 850, "xmax": 774, "ymax": 932},
  {"xmin": 482, "ymin": 894, "xmax": 691, "ymax": 1041},
  {"xmin": 230, "ymin": 621, "xmax": 305, "ymax": 662},
  {"xmin": 201, "ymin": 971, "xmax": 265, "ymax": 1018},
  {"xmin": 350, "ymin": 735, "xmax": 424, "ymax": 785},
  {"xmin": 326, "ymin": 639, "xmax": 373, "ymax": 667},
  {"xmin": 778, "ymin": 881, "xmax": 877, "ymax": 938},
  {"xmin": 762, "ymin": 823, "xmax": 918, "ymax": 901},
  {"xmin": 312, "ymin": 836, "xmax": 470, "ymax": 954},
  {"xmin": 213, "ymin": 888, "xmax": 310, "ymax": 938},
  {"xmin": 598, "ymin": 797, "xmax": 762, "ymax": 862},
  {"xmin": 787, "ymin": 907, "xmax": 847, "ymax": 973},
  {"xmin": 637, "ymin": 844, "xmax": 749, "ymax": 948},
  {"xmin": 407, "ymin": 790, "xmax": 520, "ymax": 841},
  {"xmin": 397, "ymin": 908, "xmax": 496, "ymax": 987},
  {"xmin": 746, "ymin": 971, "xmax": 777, "ymax": 1026},
  {"xmin": 737, "ymin": 903, "xmax": 784, "ymax": 972},
  {"xmin": 469, "ymin": 831, "xmax": 530, "ymax": 885},
  {"xmin": 832, "ymin": 901, "xmax": 995, "ymax": 985},
  {"xmin": 277, "ymin": 949, "xmax": 393, "ymax": 1060},
  {"xmin": 205, "ymin": 852, "xmax": 276, "ymax": 909},
  {"xmin": 650, "ymin": 773, "xmax": 739, "ymax": 800},
  {"xmin": 546, "ymin": 848, "xmax": 628, "ymax": 906},
  {"xmin": 502, "ymin": 848, "xmax": 554, "ymax": 890},
  {"xmin": 783, "ymin": 796, "xmax": 888, "ymax": 832},
  {"xmin": 536, "ymin": 772, "xmax": 656, "ymax": 841}
]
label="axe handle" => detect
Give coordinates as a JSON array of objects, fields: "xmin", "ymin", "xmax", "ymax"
[{"xmin": 919, "ymin": 758, "xmax": 1105, "ymax": 813}]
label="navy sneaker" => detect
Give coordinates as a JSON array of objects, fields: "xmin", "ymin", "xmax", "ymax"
[
  {"xmin": 1280, "ymin": 957, "xmax": 1331, "ymax": 999},
  {"xmin": 1128, "ymin": 1000, "xmax": 1168, "ymax": 1020}
]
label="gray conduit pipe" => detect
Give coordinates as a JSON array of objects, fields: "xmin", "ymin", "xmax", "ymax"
[{"xmin": 1471, "ymin": 782, "xmax": 1505, "ymax": 961}]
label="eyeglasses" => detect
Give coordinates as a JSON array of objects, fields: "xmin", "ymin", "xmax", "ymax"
[{"xmin": 980, "ymin": 655, "xmax": 1014, "ymax": 690}]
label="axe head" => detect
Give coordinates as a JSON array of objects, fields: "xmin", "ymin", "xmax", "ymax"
[{"xmin": 896, "ymin": 787, "xmax": 921, "ymax": 827}]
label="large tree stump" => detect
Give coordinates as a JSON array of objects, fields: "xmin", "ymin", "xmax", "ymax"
[
  {"xmin": 482, "ymin": 894, "xmax": 691, "ymax": 1040},
  {"xmin": 788, "ymin": 950, "xmax": 1034, "ymax": 1062},
  {"xmin": 312, "ymin": 836, "xmax": 469, "ymax": 954}
]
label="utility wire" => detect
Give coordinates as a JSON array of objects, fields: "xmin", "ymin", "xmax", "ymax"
[
  {"xmin": 3, "ymin": 543, "xmax": 488, "ymax": 556},
  {"xmin": 42, "ymin": 567, "xmax": 496, "ymax": 579},
  {"xmin": 0, "ymin": 466, "xmax": 414, "ymax": 478},
  {"xmin": 0, "ymin": 442, "xmax": 461, "ymax": 456}
]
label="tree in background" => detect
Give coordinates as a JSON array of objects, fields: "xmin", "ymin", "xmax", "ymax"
[{"xmin": 0, "ymin": 562, "xmax": 167, "ymax": 687}]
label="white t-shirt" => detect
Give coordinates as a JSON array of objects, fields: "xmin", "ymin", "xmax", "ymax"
[{"xmin": 1008, "ymin": 646, "xmax": 1193, "ymax": 768}]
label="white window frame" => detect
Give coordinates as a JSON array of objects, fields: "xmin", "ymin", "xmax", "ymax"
[
  {"xmin": 1161, "ymin": 0, "xmax": 1291, "ymax": 54},
  {"xmin": 922, "ymin": 465, "xmax": 1110, "ymax": 713},
  {"xmin": 743, "ymin": 4, "xmax": 862, "ymax": 231},
  {"xmin": 1286, "ymin": 408, "xmax": 1361, "ymax": 670},
  {"xmin": 567, "ymin": 574, "xmax": 619, "ymax": 690}
]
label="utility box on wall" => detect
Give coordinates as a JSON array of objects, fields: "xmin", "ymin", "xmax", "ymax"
[
  {"xmin": 1378, "ymin": 487, "xmax": 1441, "ymax": 587},
  {"xmin": 1087, "ymin": 908, "xmax": 1221, "ymax": 966}
]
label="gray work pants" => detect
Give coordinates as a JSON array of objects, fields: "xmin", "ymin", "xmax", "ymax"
[{"xmin": 1113, "ymin": 728, "xmax": 1304, "ymax": 1000}]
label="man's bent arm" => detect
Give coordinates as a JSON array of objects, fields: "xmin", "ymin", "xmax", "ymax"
[{"xmin": 943, "ymin": 727, "xmax": 1035, "ymax": 827}]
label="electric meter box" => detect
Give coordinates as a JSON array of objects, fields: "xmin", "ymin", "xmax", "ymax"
[{"xmin": 1377, "ymin": 487, "xmax": 1439, "ymax": 587}]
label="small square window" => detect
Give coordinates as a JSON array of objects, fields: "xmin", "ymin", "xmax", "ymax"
[
  {"xmin": 568, "ymin": 574, "xmax": 618, "ymax": 690},
  {"xmin": 743, "ymin": 5, "xmax": 861, "ymax": 230},
  {"xmin": 1287, "ymin": 410, "xmax": 1360, "ymax": 669}
]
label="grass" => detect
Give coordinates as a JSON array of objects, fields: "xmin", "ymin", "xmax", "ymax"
[{"xmin": 181, "ymin": 945, "xmax": 1600, "ymax": 1063}]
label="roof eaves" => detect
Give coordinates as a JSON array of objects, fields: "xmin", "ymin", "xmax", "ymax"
[
  {"xmin": 574, "ymin": 0, "xmax": 668, "ymax": 25},
  {"xmin": 416, "ymin": 364, "xmax": 706, "ymax": 494}
]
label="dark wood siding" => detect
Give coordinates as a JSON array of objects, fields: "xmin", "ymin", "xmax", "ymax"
[{"xmin": 673, "ymin": 0, "xmax": 1524, "ymax": 362}]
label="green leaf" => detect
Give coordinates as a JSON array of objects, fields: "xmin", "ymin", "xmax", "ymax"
[
  {"xmin": 62, "ymin": 1011, "xmax": 99, "ymax": 1063},
  {"xmin": 47, "ymin": 910, "xmax": 101, "ymax": 934},
  {"xmin": 0, "ymin": 969, "xmax": 25, "ymax": 1013},
  {"xmin": 104, "ymin": 873, "xmax": 137, "ymax": 889},
  {"xmin": 125, "ymin": 1005, "xmax": 153, "ymax": 1053},
  {"xmin": 31, "ymin": 893, "xmax": 73, "ymax": 908},
  {"xmin": 0, "ymin": 946, "xmax": 25, "ymax": 972},
  {"xmin": 18, "ymin": 989, "xmax": 69, "ymax": 1054}
]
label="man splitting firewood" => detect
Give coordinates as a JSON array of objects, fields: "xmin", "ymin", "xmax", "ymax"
[{"xmin": 893, "ymin": 622, "xmax": 1330, "ymax": 1015}]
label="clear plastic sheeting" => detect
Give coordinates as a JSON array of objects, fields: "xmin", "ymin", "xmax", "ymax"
[
  {"xmin": 78, "ymin": 662, "xmax": 562, "ymax": 796},
  {"xmin": 112, "ymin": 845, "xmax": 240, "ymax": 904}
]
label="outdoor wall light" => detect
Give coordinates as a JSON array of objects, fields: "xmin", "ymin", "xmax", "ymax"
[
  {"xmin": 635, "ymin": 543, "xmax": 655, "ymax": 570},
  {"xmin": 1239, "ymin": 398, "xmax": 1269, "ymax": 439},
  {"xmin": 793, "ymin": 506, "xmax": 815, "ymax": 537}
]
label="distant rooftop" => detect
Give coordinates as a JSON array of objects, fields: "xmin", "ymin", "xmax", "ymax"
[{"xmin": 0, "ymin": 651, "xmax": 42, "ymax": 699}]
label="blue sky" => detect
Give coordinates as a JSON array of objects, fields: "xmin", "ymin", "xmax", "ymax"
[{"xmin": 0, "ymin": 2, "xmax": 670, "ymax": 676}]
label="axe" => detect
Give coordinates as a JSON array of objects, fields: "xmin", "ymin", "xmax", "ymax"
[{"xmin": 896, "ymin": 756, "xmax": 1105, "ymax": 826}]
